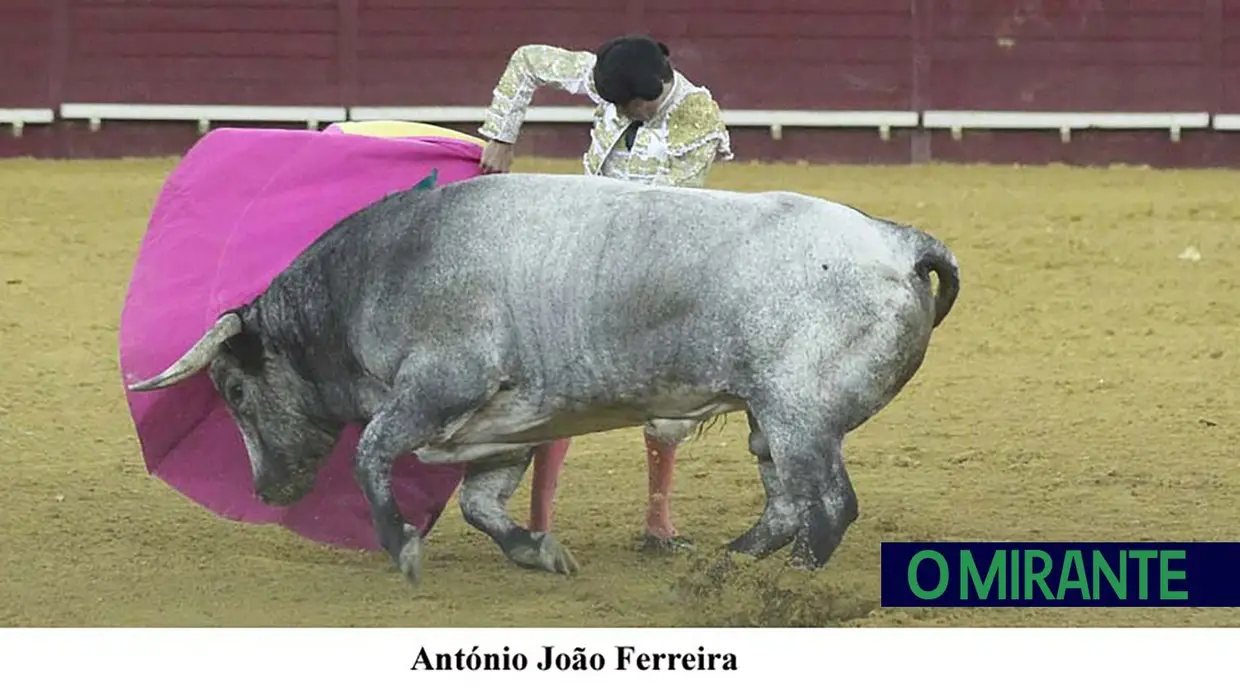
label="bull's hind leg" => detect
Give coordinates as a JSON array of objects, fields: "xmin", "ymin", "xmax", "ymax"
[
  {"xmin": 784, "ymin": 435, "xmax": 857, "ymax": 569},
  {"xmin": 726, "ymin": 406, "xmax": 858, "ymax": 570},
  {"xmin": 459, "ymin": 449, "xmax": 580, "ymax": 577},
  {"xmin": 729, "ymin": 308, "xmax": 934, "ymax": 569},
  {"xmin": 725, "ymin": 410, "xmax": 801, "ymax": 559}
]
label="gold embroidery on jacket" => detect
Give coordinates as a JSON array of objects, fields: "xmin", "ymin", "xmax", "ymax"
[{"xmin": 479, "ymin": 44, "xmax": 733, "ymax": 188}]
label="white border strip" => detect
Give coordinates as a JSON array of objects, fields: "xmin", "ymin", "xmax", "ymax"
[
  {"xmin": 0, "ymin": 107, "xmax": 55, "ymax": 136},
  {"xmin": 1211, "ymin": 114, "xmax": 1240, "ymax": 130},
  {"xmin": 922, "ymin": 110, "xmax": 1210, "ymax": 142},
  {"xmin": 349, "ymin": 106, "xmax": 920, "ymax": 141},
  {"xmin": 923, "ymin": 110, "xmax": 1211, "ymax": 129},
  {"xmin": 59, "ymin": 103, "xmax": 348, "ymax": 133},
  {"xmin": 43, "ymin": 104, "xmax": 1240, "ymax": 140},
  {"xmin": 351, "ymin": 106, "xmax": 919, "ymax": 128}
]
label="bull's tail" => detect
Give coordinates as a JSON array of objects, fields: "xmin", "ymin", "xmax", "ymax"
[{"xmin": 912, "ymin": 235, "xmax": 960, "ymax": 328}]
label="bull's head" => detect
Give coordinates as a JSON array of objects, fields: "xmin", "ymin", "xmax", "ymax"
[{"xmin": 127, "ymin": 307, "xmax": 340, "ymax": 506}]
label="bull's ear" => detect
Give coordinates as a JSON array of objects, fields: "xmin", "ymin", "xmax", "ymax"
[{"xmin": 221, "ymin": 311, "xmax": 265, "ymax": 374}]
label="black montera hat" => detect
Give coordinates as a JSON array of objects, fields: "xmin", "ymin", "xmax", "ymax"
[{"xmin": 592, "ymin": 34, "xmax": 672, "ymax": 105}]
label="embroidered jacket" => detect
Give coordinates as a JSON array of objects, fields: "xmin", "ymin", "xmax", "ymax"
[{"xmin": 479, "ymin": 44, "xmax": 733, "ymax": 188}]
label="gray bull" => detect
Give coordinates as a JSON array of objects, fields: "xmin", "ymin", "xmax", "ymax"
[{"xmin": 127, "ymin": 172, "xmax": 960, "ymax": 584}]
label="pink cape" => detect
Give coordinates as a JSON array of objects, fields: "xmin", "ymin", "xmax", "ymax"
[{"xmin": 119, "ymin": 126, "xmax": 483, "ymax": 549}]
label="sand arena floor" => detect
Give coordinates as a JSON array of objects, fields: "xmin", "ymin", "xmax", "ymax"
[{"xmin": 1, "ymin": 155, "xmax": 1238, "ymax": 627}]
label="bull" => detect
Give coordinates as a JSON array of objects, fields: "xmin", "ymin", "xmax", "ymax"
[{"xmin": 126, "ymin": 172, "xmax": 960, "ymax": 584}]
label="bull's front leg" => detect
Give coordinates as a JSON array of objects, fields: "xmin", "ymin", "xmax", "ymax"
[
  {"xmin": 354, "ymin": 407, "xmax": 434, "ymax": 584},
  {"xmin": 354, "ymin": 352, "xmax": 503, "ymax": 580},
  {"xmin": 354, "ymin": 362, "xmax": 494, "ymax": 584},
  {"xmin": 459, "ymin": 449, "xmax": 580, "ymax": 577}
]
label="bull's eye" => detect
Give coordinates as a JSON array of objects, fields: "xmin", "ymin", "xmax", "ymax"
[{"xmin": 227, "ymin": 382, "xmax": 244, "ymax": 405}]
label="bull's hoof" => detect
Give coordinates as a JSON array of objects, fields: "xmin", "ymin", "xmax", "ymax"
[
  {"xmin": 398, "ymin": 524, "xmax": 423, "ymax": 585},
  {"xmin": 640, "ymin": 533, "xmax": 695, "ymax": 554},
  {"xmin": 787, "ymin": 508, "xmax": 844, "ymax": 571},
  {"xmin": 786, "ymin": 549, "xmax": 819, "ymax": 571},
  {"xmin": 507, "ymin": 531, "xmax": 579, "ymax": 577}
]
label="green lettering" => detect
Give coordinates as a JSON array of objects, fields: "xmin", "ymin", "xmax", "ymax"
[
  {"xmin": 1010, "ymin": 549, "xmax": 1020, "ymax": 599},
  {"xmin": 1023, "ymin": 550, "xmax": 1054, "ymax": 599},
  {"xmin": 1092, "ymin": 550, "xmax": 1126, "ymax": 600},
  {"xmin": 908, "ymin": 550, "xmax": 949, "ymax": 600},
  {"xmin": 1130, "ymin": 550, "xmax": 1158, "ymax": 600},
  {"xmin": 1159, "ymin": 550, "xmax": 1188, "ymax": 601},
  {"xmin": 961, "ymin": 550, "xmax": 1006, "ymax": 600},
  {"xmin": 1056, "ymin": 550, "xmax": 1091, "ymax": 600}
]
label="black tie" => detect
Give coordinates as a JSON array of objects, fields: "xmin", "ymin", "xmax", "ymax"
[{"xmin": 622, "ymin": 120, "xmax": 642, "ymax": 150}]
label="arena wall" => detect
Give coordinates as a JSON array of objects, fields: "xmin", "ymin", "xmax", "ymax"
[{"xmin": 4, "ymin": 0, "xmax": 1240, "ymax": 166}]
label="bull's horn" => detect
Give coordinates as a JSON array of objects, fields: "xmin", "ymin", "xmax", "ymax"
[{"xmin": 127, "ymin": 313, "xmax": 243, "ymax": 391}]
